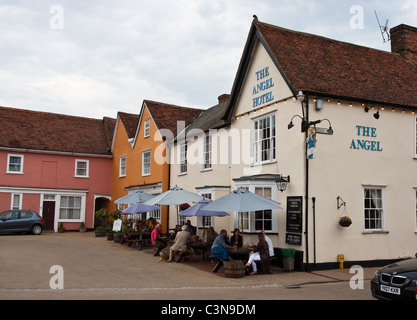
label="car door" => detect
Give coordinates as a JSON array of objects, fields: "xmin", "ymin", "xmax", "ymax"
[{"xmin": 0, "ymin": 211, "xmax": 21, "ymax": 231}]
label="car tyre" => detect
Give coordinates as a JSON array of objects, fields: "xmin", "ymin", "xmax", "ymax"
[{"xmin": 31, "ymin": 224, "xmax": 43, "ymax": 235}]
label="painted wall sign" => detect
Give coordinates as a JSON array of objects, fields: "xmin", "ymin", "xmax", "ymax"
[
  {"xmin": 350, "ymin": 125, "xmax": 383, "ymax": 151},
  {"xmin": 252, "ymin": 67, "xmax": 274, "ymax": 108}
]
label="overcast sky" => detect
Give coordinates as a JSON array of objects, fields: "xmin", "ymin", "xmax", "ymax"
[{"xmin": 1, "ymin": 0, "xmax": 416, "ymax": 119}]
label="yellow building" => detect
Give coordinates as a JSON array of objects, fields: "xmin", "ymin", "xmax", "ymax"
[{"xmin": 111, "ymin": 100, "xmax": 201, "ymax": 233}]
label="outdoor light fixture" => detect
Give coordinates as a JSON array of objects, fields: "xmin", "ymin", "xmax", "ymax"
[
  {"xmin": 288, "ymin": 115, "xmax": 333, "ymax": 134},
  {"xmin": 276, "ymin": 175, "xmax": 290, "ymax": 192},
  {"xmin": 296, "ymin": 91, "xmax": 305, "ymax": 102},
  {"xmin": 374, "ymin": 108, "xmax": 380, "ymax": 119}
]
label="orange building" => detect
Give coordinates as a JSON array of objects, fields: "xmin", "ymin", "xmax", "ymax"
[{"xmin": 110, "ymin": 100, "xmax": 202, "ymax": 233}]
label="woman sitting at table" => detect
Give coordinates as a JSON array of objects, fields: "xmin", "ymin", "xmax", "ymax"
[
  {"xmin": 246, "ymin": 232, "xmax": 270, "ymax": 275},
  {"xmin": 151, "ymin": 224, "xmax": 168, "ymax": 255},
  {"xmin": 230, "ymin": 228, "xmax": 243, "ymax": 248}
]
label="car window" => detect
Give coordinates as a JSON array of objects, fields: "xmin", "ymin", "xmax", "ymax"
[
  {"xmin": 20, "ymin": 212, "xmax": 33, "ymax": 219},
  {"xmin": 2, "ymin": 211, "xmax": 19, "ymax": 220}
]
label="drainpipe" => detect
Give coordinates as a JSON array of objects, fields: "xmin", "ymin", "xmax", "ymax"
[{"xmin": 304, "ymin": 94, "xmax": 310, "ymax": 272}]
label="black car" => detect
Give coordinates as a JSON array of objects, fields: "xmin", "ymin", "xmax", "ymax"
[
  {"xmin": 371, "ymin": 258, "xmax": 417, "ymax": 300},
  {"xmin": 0, "ymin": 210, "xmax": 46, "ymax": 235}
]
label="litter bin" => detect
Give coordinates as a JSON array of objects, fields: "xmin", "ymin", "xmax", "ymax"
[{"xmin": 281, "ymin": 249, "xmax": 295, "ymax": 272}]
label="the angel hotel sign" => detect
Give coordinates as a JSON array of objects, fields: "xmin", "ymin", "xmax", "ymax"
[
  {"xmin": 252, "ymin": 67, "xmax": 274, "ymax": 108},
  {"xmin": 350, "ymin": 125, "xmax": 383, "ymax": 151}
]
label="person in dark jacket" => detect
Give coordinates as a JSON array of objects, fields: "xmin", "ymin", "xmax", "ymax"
[
  {"xmin": 230, "ymin": 228, "xmax": 243, "ymax": 248},
  {"xmin": 246, "ymin": 232, "xmax": 270, "ymax": 275}
]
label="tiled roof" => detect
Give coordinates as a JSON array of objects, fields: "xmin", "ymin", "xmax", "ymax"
[
  {"xmin": 118, "ymin": 112, "xmax": 139, "ymax": 139},
  {"xmin": 0, "ymin": 106, "xmax": 115, "ymax": 156},
  {"xmin": 144, "ymin": 100, "xmax": 203, "ymax": 137},
  {"xmin": 224, "ymin": 20, "xmax": 417, "ymax": 120},
  {"xmin": 254, "ymin": 20, "xmax": 417, "ymax": 107}
]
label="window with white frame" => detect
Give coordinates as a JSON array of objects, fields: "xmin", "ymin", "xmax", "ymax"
[
  {"xmin": 253, "ymin": 114, "xmax": 276, "ymax": 164},
  {"xmin": 363, "ymin": 187, "xmax": 385, "ymax": 230},
  {"xmin": 59, "ymin": 196, "xmax": 82, "ymax": 220},
  {"xmin": 144, "ymin": 119, "xmax": 150, "ymax": 138},
  {"xmin": 7, "ymin": 154, "xmax": 24, "ymax": 174},
  {"xmin": 254, "ymin": 187, "xmax": 273, "ymax": 231},
  {"xmin": 11, "ymin": 194, "xmax": 22, "ymax": 210},
  {"xmin": 75, "ymin": 160, "xmax": 89, "ymax": 177},
  {"xmin": 198, "ymin": 193, "xmax": 212, "ymax": 228},
  {"xmin": 142, "ymin": 150, "xmax": 151, "ymax": 176},
  {"xmin": 202, "ymin": 135, "xmax": 212, "ymax": 170},
  {"xmin": 235, "ymin": 184, "xmax": 278, "ymax": 233},
  {"xmin": 179, "ymin": 142, "xmax": 187, "ymax": 174},
  {"xmin": 119, "ymin": 156, "xmax": 126, "ymax": 177}
]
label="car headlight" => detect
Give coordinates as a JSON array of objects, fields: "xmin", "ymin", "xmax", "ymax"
[{"xmin": 372, "ymin": 270, "xmax": 381, "ymax": 281}]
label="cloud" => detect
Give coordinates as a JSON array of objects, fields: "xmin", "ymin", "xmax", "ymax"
[{"xmin": 0, "ymin": 1, "xmax": 415, "ymax": 119}]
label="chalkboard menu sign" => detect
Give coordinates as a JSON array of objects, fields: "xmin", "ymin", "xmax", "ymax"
[{"xmin": 286, "ymin": 196, "xmax": 303, "ymax": 233}]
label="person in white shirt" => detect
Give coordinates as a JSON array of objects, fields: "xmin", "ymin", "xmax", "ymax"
[{"xmin": 262, "ymin": 230, "xmax": 274, "ymax": 257}]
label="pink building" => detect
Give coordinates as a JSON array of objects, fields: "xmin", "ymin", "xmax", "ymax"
[{"xmin": 0, "ymin": 106, "xmax": 115, "ymax": 231}]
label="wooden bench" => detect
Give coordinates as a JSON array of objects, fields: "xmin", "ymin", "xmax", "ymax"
[{"xmin": 254, "ymin": 256, "xmax": 277, "ymax": 274}]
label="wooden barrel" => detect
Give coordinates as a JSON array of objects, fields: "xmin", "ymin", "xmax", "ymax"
[{"xmin": 223, "ymin": 260, "xmax": 246, "ymax": 278}]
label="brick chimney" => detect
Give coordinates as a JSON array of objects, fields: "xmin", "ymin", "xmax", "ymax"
[
  {"xmin": 390, "ymin": 24, "xmax": 417, "ymax": 66},
  {"xmin": 218, "ymin": 94, "xmax": 230, "ymax": 105}
]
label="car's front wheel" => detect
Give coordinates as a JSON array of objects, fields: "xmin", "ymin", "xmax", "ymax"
[{"xmin": 31, "ymin": 224, "xmax": 43, "ymax": 235}]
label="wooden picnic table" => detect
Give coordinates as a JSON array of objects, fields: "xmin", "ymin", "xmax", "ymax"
[{"xmin": 126, "ymin": 230, "xmax": 151, "ymax": 250}]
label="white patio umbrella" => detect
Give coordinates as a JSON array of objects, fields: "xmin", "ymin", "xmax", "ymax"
[
  {"xmin": 144, "ymin": 186, "xmax": 203, "ymax": 224},
  {"xmin": 203, "ymin": 188, "xmax": 283, "ymax": 238},
  {"xmin": 115, "ymin": 190, "xmax": 154, "ymax": 205},
  {"xmin": 144, "ymin": 186, "xmax": 203, "ymax": 206}
]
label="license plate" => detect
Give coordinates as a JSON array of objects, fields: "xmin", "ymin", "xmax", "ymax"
[{"xmin": 380, "ymin": 285, "xmax": 400, "ymax": 295}]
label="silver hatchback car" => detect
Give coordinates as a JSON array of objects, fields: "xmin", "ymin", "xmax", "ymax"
[{"xmin": 0, "ymin": 210, "xmax": 46, "ymax": 235}]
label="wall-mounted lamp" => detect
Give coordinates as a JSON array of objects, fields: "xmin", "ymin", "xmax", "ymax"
[
  {"xmin": 374, "ymin": 107, "xmax": 380, "ymax": 119},
  {"xmin": 288, "ymin": 116, "xmax": 333, "ymax": 134},
  {"xmin": 276, "ymin": 175, "xmax": 290, "ymax": 192}
]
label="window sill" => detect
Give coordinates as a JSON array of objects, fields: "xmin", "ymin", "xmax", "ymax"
[
  {"xmin": 361, "ymin": 230, "xmax": 389, "ymax": 234},
  {"xmin": 200, "ymin": 168, "xmax": 212, "ymax": 172},
  {"xmin": 178, "ymin": 172, "xmax": 188, "ymax": 176},
  {"xmin": 6, "ymin": 171, "xmax": 23, "ymax": 175},
  {"xmin": 74, "ymin": 176, "xmax": 89, "ymax": 179}
]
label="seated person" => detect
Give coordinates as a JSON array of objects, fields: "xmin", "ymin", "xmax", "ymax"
[
  {"xmin": 151, "ymin": 224, "xmax": 168, "ymax": 255},
  {"xmin": 246, "ymin": 232, "xmax": 270, "ymax": 275},
  {"xmin": 186, "ymin": 220, "xmax": 196, "ymax": 236},
  {"xmin": 230, "ymin": 228, "xmax": 243, "ymax": 248},
  {"xmin": 133, "ymin": 219, "xmax": 143, "ymax": 232},
  {"xmin": 202, "ymin": 226, "xmax": 217, "ymax": 245},
  {"xmin": 168, "ymin": 225, "xmax": 191, "ymax": 261},
  {"xmin": 211, "ymin": 229, "xmax": 236, "ymax": 261}
]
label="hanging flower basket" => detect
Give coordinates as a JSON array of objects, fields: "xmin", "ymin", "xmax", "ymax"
[
  {"xmin": 338, "ymin": 216, "xmax": 352, "ymax": 227},
  {"xmin": 179, "ymin": 203, "xmax": 190, "ymax": 211}
]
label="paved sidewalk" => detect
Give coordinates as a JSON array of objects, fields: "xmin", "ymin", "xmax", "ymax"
[{"xmin": 0, "ymin": 232, "xmax": 377, "ymax": 300}]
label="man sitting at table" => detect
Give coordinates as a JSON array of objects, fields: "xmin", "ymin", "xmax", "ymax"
[
  {"xmin": 167, "ymin": 225, "xmax": 191, "ymax": 262},
  {"xmin": 211, "ymin": 229, "xmax": 236, "ymax": 261}
]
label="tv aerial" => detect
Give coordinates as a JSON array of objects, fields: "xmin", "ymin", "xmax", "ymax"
[{"xmin": 374, "ymin": 10, "xmax": 390, "ymax": 43}]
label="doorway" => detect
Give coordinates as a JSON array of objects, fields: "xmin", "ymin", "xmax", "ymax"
[{"xmin": 42, "ymin": 201, "xmax": 55, "ymax": 230}]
